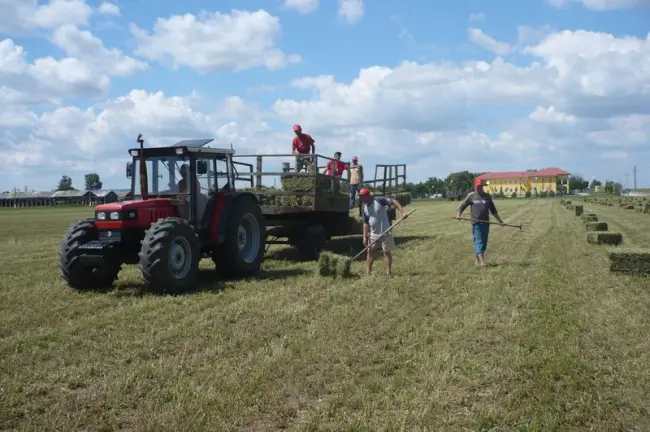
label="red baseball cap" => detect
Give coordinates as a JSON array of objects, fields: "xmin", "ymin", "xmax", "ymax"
[
  {"xmin": 293, "ymin": 124, "xmax": 302, "ymax": 131},
  {"xmin": 474, "ymin": 178, "xmax": 484, "ymax": 186},
  {"xmin": 359, "ymin": 188, "xmax": 370, "ymax": 196}
]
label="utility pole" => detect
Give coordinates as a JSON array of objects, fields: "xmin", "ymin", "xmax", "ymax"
[{"xmin": 633, "ymin": 165, "xmax": 637, "ymax": 189}]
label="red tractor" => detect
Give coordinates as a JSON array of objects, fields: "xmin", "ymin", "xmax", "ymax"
[{"xmin": 59, "ymin": 136, "xmax": 266, "ymax": 293}]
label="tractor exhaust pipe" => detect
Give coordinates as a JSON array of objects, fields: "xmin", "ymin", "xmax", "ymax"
[{"xmin": 137, "ymin": 134, "xmax": 149, "ymax": 200}]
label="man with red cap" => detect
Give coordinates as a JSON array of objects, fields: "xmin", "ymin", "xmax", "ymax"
[
  {"xmin": 291, "ymin": 124, "xmax": 315, "ymax": 172},
  {"xmin": 348, "ymin": 156, "xmax": 363, "ymax": 211},
  {"xmin": 359, "ymin": 187, "xmax": 408, "ymax": 276},
  {"xmin": 455, "ymin": 177, "xmax": 504, "ymax": 266}
]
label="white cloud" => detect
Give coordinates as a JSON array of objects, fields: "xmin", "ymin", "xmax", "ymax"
[
  {"xmin": 3, "ymin": 28, "xmax": 650, "ymax": 190},
  {"xmin": 52, "ymin": 25, "xmax": 147, "ymax": 77},
  {"xmin": 338, "ymin": 0, "xmax": 364, "ymax": 24},
  {"xmin": 97, "ymin": 2, "xmax": 120, "ymax": 16},
  {"xmin": 0, "ymin": 38, "xmax": 108, "ymax": 104},
  {"xmin": 283, "ymin": 0, "xmax": 319, "ymax": 14},
  {"xmin": 0, "ymin": 0, "xmax": 93, "ymax": 35},
  {"xmin": 131, "ymin": 9, "xmax": 301, "ymax": 72},
  {"xmin": 468, "ymin": 12, "xmax": 486, "ymax": 23},
  {"xmin": 546, "ymin": 0, "xmax": 650, "ymax": 9},
  {"xmin": 467, "ymin": 28, "xmax": 512, "ymax": 55},
  {"xmin": 517, "ymin": 25, "xmax": 554, "ymax": 45}
]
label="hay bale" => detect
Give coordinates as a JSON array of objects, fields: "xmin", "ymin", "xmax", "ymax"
[
  {"xmin": 609, "ymin": 249, "xmax": 650, "ymax": 275},
  {"xmin": 575, "ymin": 205, "xmax": 584, "ymax": 216},
  {"xmin": 585, "ymin": 222, "xmax": 608, "ymax": 231},
  {"xmin": 317, "ymin": 253, "xmax": 336, "ymax": 276},
  {"xmin": 625, "ymin": 205, "xmax": 635, "ymax": 210},
  {"xmin": 581, "ymin": 214, "xmax": 598, "ymax": 223},
  {"xmin": 394, "ymin": 192, "xmax": 412, "ymax": 206},
  {"xmin": 565, "ymin": 200, "xmax": 572, "ymax": 205},
  {"xmin": 587, "ymin": 232, "xmax": 623, "ymax": 246},
  {"xmin": 316, "ymin": 252, "xmax": 353, "ymax": 278},
  {"xmin": 336, "ymin": 257, "xmax": 352, "ymax": 277},
  {"xmin": 644, "ymin": 203, "xmax": 650, "ymax": 214}
]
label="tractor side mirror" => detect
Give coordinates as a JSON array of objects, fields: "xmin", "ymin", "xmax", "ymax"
[
  {"xmin": 126, "ymin": 162, "xmax": 133, "ymax": 178},
  {"xmin": 197, "ymin": 160, "xmax": 208, "ymax": 175}
]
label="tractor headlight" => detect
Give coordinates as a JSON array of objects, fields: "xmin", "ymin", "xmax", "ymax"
[
  {"xmin": 96, "ymin": 212, "xmax": 106, "ymax": 220},
  {"xmin": 110, "ymin": 211, "xmax": 120, "ymax": 220}
]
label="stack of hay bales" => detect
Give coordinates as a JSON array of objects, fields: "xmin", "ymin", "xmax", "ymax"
[
  {"xmin": 587, "ymin": 232, "xmax": 623, "ymax": 245},
  {"xmin": 575, "ymin": 205, "xmax": 584, "ymax": 216},
  {"xmin": 643, "ymin": 203, "xmax": 650, "ymax": 214},
  {"xmin": 609, "ymin": 249, "xmax": 650, "ymax": 275}
]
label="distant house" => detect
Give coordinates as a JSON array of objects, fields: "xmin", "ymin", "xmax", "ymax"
[
  {"xmin": 93, "ymin": 190, "xmax": 118, "ymax": 204},
  {"xmin": 51, "ymin": 190, "xmax": 95, "ymax": 205},
  {"xmin": 114, "ymin": 189, "xmax": 133, "ymax": 201},
  {"xmin": 475, "ymin": 167, "xmax": 571, "ymax": 196}
]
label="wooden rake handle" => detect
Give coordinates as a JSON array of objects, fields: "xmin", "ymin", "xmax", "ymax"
[
  {"xmin": 352, "ymin": 208, "xmax": 417, "ymax": 261},
  {"xmin": 453, "ymin": 216, "xmax": 523, "ymax": 230}
]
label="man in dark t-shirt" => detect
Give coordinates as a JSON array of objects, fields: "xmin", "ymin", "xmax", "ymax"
[{"xmin": 456, "ymin": 178, "xmax": 504, "ymax": 266}]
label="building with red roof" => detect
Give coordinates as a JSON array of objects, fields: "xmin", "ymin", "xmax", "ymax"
[{"xmin": 475, "ymin": 167, "xmax": 571, "ymax": 196}]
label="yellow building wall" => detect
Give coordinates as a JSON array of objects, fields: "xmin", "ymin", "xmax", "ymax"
[{"xmin": 484, "ymin": 174, "xmax": 569, "ymax": 195}]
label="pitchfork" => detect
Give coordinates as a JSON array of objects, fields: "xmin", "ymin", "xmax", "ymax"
[{"xmin": 453, "ymin": 216, "xmax": 525, "ymax": 231}]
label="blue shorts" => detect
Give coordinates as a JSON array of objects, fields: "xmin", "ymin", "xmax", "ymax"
[{"xmin": 472, "ymin": 223, "xmax": 490, "ymax": 255}]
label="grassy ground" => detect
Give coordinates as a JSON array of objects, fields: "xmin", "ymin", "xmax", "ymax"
[{"xmin": 2, "ymin": 199, "xmax": 650, "ymax": 431}]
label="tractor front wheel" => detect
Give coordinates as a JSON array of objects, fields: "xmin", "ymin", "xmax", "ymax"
[
  {"xmin": 214, "ymin": 196, "xmax": 265, "ymax": 278},
  {"xmin": 59, "ymin": 218, "xmax": 121, "ymax": 291},
  {"xmin": 139, "ymin": 217, "xmax": 200, "ymax": 294}
]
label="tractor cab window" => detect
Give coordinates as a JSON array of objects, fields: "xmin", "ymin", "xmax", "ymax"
[{"xmin": 133, "ymin": 156, "xmax": 192, "ymax": 197}]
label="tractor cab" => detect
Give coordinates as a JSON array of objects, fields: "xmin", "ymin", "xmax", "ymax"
[
  {"xmin": 123, "ymin": 138, "xmax": 235, "ymax": 227},
  {"xmin": 59, "ymin": 137, "xmax": 266, "ymax": 294}
]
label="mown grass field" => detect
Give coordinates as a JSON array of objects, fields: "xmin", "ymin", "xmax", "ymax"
[{"xmin": 2, "ymin": 198, "xmax": 650, "ymax": 431}]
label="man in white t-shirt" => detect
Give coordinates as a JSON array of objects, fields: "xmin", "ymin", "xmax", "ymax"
[{"xmin": 359, "ymin": 188, "xmax": 408, "ymax": 276}]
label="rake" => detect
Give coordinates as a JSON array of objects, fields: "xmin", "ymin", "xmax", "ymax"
[
  {"xmin": 453, "ymin": 216, "xmax": 525, "ymax": 231},
  {"xmin": 317, "ymin": 208, "xmax": 417, "ymax": 277}
]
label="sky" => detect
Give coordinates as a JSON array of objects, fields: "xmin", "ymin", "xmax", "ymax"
[{"xmin": 1, "ymin": 0, "xmax": 649, "ymax": 192}]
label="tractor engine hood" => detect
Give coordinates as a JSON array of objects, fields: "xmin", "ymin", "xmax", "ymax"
[{"xmin": 94, "ymin": 198, "xmax": 178, "ymax": 228}]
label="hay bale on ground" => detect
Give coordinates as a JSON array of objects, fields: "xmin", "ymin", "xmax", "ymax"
[
  {"xmin": 575, "ymin": 205, "xmax": 584, "ymax": 216},
  {"xmin": 587, "ymin": 232, "xmax": 623, "ymax": 246},
  {"xmin": 609, "ymin": 249, "xmax": 650, "ymax": 275},
  {"xmin": 581, "ymin": 214, "xmax": 598, "ymax": 223},
  {"xmin": 625, "ymin": 205, "xmax": 635, "ymax": 210},
  {"xmin": 644, "ymin": 203, "xmax": 650, "ymax": 214},
  {"xmin": 585, "ymin": 222, "xmax": 608, "ymax": 231}
]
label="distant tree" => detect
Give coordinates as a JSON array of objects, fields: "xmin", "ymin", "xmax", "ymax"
[
  {"xmin": 56, "ymin": 175, "xmax": 74, "ymax": 191},
  {"xmin": 84, "ymin": 173, "xmax": 103, "ymax": 191},
  {"xmin": 568, "ymin": 175, "xmax": 589, "ymax": 192},
  {"xmin": 589, "ymin": 179, "xmax": 602, "ymax": 189}
]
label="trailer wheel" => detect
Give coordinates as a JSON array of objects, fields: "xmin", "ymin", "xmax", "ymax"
[
  {"xmin": 293, "ymin": 224, "xmax": 326, "ymax": 261},
  {"xmin": 214, "ymin": 195, "xmax": 265, "ymax": 277},
  {"xmin": 59, "ymin": 218, "xmax": 121, "ymax": 291},
  {"xmin": 139, "ymin": 217, "xmax": 200, "ymax": 294}
]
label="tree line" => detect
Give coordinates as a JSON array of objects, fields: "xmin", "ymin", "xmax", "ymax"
[{"xmin": 56, "ymin": 173, "xmax": 103, "ymax": 192}]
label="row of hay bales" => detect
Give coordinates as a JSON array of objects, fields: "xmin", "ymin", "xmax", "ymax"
[
  {"xmin": 584, "ymin": 195, "xmax": 650, "ymax": 214},
  {"xmin": 559, "ymin": 199, "xmax": 650, "ymax": 275}
]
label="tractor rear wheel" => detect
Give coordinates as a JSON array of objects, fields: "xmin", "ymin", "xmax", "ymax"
[
  {"xmin": 213, "ymin": 195, "xmax": 265, "ymax": 278},
  {"xmin": 139, "ymin": 217, "xmax": 200, "ymax": 294},
  {"xmin": 59, "ymin": 218, "xmax": 121, "ymax": 291}
]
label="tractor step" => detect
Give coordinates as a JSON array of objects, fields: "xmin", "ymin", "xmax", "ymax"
[{"xmin": 78, "ymin": 240, "xmax": 118, "ymax": 267}]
